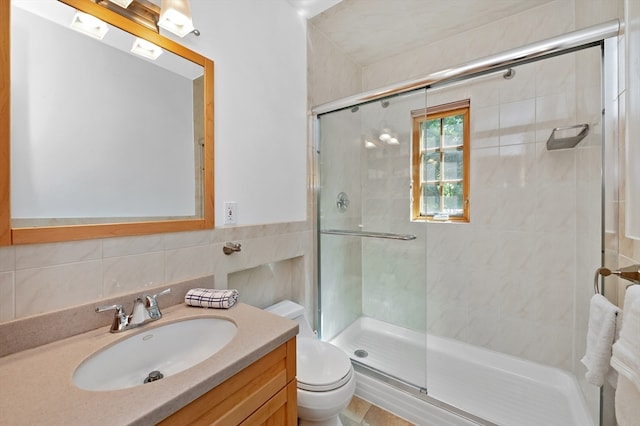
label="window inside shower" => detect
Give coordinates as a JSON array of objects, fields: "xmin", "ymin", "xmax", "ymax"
[
  {"xmin": 317, "ymin": 43, "xmax": 607, "ymax": 426},
  {"xmin": 411, "ymin": 99, "xmax": 470, "ymax": 222}
]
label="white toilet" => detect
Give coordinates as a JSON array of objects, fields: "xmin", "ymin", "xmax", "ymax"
[{"xmin": 265, "ymin": 300, "xmax": 356, "ymax": 426}]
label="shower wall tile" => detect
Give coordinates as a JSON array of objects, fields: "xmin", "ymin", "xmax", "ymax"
[
  {"xmin": 535, "ymin": 183, "xmax": 578, "ymax": 233},
  {"xmin": 497, "ymin": 143, "xmax": 536, "ymax": 189},
  {"xmin": 362, "ymin": 0, "xmax": 576, "ymax": 91},
  {"xmin": 535, "ymin": 141, "xmax": 577, "ymax": 182},
  {"xmin": 466, "ymin": 310, "xmax": 500, "ymax": 348},
  {"xmin": 362, "ymin": 236, "xmax": 427, "ymax": 331},
  {"xmin": 499, "ymin": 65, "xmax": 536, "ymax": 104},
  {"xmin": 307, "ymin": 22, "xmax": 362, "ymax": 106},
  {"xmin": 535, "ymin": 54, "xmax": 577, "ymax": 97},
  {"xmin": 529, "ymin": 323, "xmax": 574, "ymax": 370},
  {"xmin": 492, "ymin": 317, "xmax": 536, "ymax": 357},
  {"xmin": 427, "ymin": 302, "xmax": 468, "ymax": 341},
  {"xmin": 499, "ymin": 98, "xmax": 536, "ymax": 146},
  {"xmin": 575, "ymin": 0, "xmax": 624, "ymax": 27},
  {"xmin": 461, "ymin": 80, "xmax": 500, "ymax": 109},
  {"xmin": 534, "ymin": 276, "xmax": 574, "ymax": 326},
  {"xmin": 471, "ymin": 105, "xmax": 500, "ymax": 149},
  {"xmin": 535, "ymin": 91, "xmax": 578, "ymax": 140}
]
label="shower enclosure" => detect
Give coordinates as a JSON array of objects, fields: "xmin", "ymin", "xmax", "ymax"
[{"xmin": 315, "ymin": 22, "xmax": 620, "ymax": 426}]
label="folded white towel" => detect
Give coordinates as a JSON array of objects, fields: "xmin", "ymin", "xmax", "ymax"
[
  {"xmin": 185, "ymin": 288, "xmax": 239, "ymax": 309},
  {"xmin": 611, "ymin": 286, "xmax": 640, "ymax": 391},
  {"xmin": 581, "ymin": 294, "xmax": 621, "ymax": 386},
  {"xmin": 615, "ymin": 375, "xmax": 640, "ymax": 426}
]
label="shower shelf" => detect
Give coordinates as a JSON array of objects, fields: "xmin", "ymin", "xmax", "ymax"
[
  {"xmin": 546, "ymin": 124, "xmax": 589, "ymax": 150},
  {"xmin": 320, "ymin": 229, "xmax": 416, "ymax": 241}
]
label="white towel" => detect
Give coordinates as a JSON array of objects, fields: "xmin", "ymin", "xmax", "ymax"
[
  {"xmin": 581, "ymin": 294, "xmax": 621, "ymax": 386},
  {"xmin": 611, "ymin": 286, "xmax": 640, "ymax": 391},
  {"xmin": 185, "ymin": 288, "xmax": 239, "ymax": 309},
  {"xmin": 615, "ymin": 375, "xmax": 640, "ymax": 426}
]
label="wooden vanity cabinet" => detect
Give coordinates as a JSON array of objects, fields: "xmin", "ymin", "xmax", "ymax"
[{"xmin": 158, "ymin": 337, "xmax": 297, "ymax": 426}]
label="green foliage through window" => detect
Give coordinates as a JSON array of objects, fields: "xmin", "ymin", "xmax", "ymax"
[{"xmin": 412, "ymin": 100, "xmax": 470, "ymax": 222}]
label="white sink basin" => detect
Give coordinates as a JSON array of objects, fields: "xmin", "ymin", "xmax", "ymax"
[{"xmin": 73, "ymin": 317, "xmax": 237, "ymax": 391}]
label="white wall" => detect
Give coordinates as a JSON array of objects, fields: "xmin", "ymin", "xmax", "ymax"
[
  {"xmin": 0, "ymin": 0, "xmax": 311, "ymax": 322},
  {"xmin": 176, "ymin": 0, "xmax": 308, "ymax": 226}
]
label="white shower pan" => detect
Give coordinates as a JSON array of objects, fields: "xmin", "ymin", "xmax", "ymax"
[{"xmin": 330, "ymin": 317, "xmax": 594, "ymax": 426}]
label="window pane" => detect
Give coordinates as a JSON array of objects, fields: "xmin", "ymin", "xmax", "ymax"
[
  {"xmin": 422, "ymin": 184, "xmax": 440, "ymax": 214},
  {"xmin": 422, "ymin": 119, "xmax": 440, "ymax": 150},
  {"xmin": 443, "ymin": 114, "xmax": 463, "ymax": 147},
  {"xmin": 442, "ymin": 182, "xmax": 463, "ymax": 215},
  {"xmin": 422, "ymin": 152, "xmax": 440, "ymax": 181},
  {"xmin": 443, "ymin": 150, "xmax": 463, "ymax": 180}
]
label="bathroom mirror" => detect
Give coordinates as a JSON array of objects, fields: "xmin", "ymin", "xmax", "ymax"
[{"xmin": 0, "ymin": 0, "xmax": 214, "ymax": 245}]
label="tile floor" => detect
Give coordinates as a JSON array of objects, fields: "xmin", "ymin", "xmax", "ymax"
[{"xmin": 339, "ymin": 396, "xmax": 414, "ymax": 426}]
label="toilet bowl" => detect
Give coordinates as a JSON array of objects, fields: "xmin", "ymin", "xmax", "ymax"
[{"xmin": 265, "ymin": 300, "xmax": 356, "ymax": 426}]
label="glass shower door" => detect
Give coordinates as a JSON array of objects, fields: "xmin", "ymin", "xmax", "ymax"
[{"xmin": 317, "ymin": 88, "xmax": 429, "ymax": 393}]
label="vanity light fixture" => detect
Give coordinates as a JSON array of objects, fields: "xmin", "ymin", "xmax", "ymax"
[
  {"xmin": 158, "ymin": 0, "xmax": 198, "ymax": 37},
  {"xmin": 70, "ymin": 11, "xmax": 109, "ymax": 40},
  {"xmin": 131, "ymin": 38, "xmax": 163, "ymax": 60},
  {"xmin": 109, "ymin": 0, "xmax": 134, "ymax": 8}
]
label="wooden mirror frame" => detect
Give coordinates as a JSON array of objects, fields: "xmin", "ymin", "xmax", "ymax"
[{"xmin": 0, "ymin": 0, "xmax": 214, "ymax": 245}]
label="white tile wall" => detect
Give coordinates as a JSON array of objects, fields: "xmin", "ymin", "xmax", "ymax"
[{"xmin": 0, "ymin": 224, "xmax": 314, "ymax": 323}]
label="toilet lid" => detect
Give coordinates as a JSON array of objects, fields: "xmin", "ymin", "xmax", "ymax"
[{"xmin": 296, "ymin": 337, "xmax": 353, "ymax": 392}]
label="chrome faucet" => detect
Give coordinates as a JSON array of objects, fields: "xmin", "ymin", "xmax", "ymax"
[{"xmin": 96, "ymin": 288, "xmax": 171, "ymax": 333}]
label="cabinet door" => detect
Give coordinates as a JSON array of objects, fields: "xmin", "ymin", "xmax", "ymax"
[
  {"xmin": 240, "ymin": 381, "xmax": 297, "ymax": 426},
  {"xmin": 158, "ymin": 337, "xmax": 296, "ymax": 426}
]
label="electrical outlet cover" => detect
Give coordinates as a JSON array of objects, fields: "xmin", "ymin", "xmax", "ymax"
[{"xmin": 224, "ymin": 202, "xmax": 237, "ymax": 225}]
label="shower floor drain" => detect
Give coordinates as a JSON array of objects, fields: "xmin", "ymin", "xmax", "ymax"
[{"xmin": 354, "ymin": 349, "xmax": 368, "ymax": 358}]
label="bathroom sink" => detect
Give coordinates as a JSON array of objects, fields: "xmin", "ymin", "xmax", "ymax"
[{"xmin": 73, "ymin": 317, "xmax": 237, "ymax": 391}]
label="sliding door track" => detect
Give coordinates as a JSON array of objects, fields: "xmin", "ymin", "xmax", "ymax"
[{"xmin": 351, "ymin": 360, "xmax": 499, "ymax": 426}]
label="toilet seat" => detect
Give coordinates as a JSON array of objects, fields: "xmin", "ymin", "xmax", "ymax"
[{"xmin": 296, "ymin": 337, "xmax": 354, "ymax": 392}]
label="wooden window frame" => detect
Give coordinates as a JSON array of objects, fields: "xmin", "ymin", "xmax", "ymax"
[{"xmin": 411, "ymin": 99, "xmax": 470, "ymax": 222}]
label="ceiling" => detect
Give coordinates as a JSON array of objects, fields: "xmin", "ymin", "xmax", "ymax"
[{"xmin": 288, "ymin": 0, "xmax": 553, "ymax": 66}]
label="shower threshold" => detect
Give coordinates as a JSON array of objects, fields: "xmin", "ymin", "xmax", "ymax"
[
  {"xmin": 329, "ymin": 317, "xmax": 594, "ymax": 426},
  {"xmin": 351, "ymin": 360, "xmax": 496, "ymax": 426}
]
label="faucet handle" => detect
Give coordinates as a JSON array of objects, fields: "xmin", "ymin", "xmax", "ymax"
[
  {"xmin": 145, "ymin": 288, "xmax": 171, "ymax": 320},
  {"xmin": 96, "ymin": 304, "xmax": 124, "ymax": 314},
  {"xmin": 95, "ymin": 304, "xmax": 130, "ymax": 332}
]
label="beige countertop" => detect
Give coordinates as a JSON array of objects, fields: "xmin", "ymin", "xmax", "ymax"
[{"xmin": 0, "ymin": 302, "xmax": 298, "ymax": 426}]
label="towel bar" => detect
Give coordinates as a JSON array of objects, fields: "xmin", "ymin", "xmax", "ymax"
[
  {"xmin": 594, "ymin": 264, "xmax": 640, "ymax": 294},
  {"xmin": 320, "ymin": 229, "xmax": 417, "ymax": 241}
]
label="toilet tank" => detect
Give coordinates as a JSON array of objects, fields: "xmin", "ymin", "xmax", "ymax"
[{"xmin": 264, "ymin": 300, "xmax": 315, "ymax": 338}]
